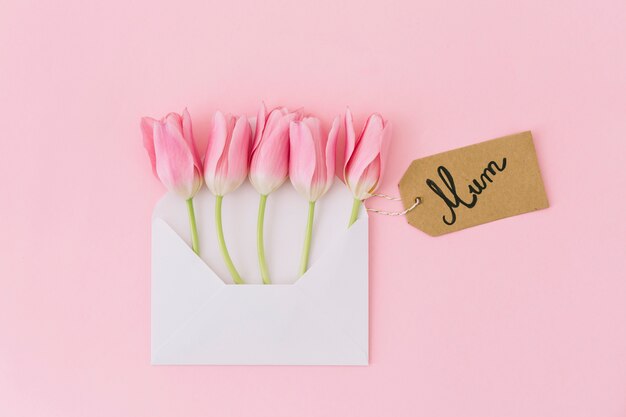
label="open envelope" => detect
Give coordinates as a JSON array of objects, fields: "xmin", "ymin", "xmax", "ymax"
[{"xmin": 151, "ymin": 182, "xmax": 369, "ymax": 365}]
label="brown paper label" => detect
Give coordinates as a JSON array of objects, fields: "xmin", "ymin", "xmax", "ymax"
[{"xmin": 398, "ymin": 131, "xmax": 549, "ymax": 236}]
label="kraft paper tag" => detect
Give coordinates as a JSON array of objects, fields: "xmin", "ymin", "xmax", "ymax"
[{"xmin": 398, "ymin": 131, "xmax": 549, "ymax": 236}]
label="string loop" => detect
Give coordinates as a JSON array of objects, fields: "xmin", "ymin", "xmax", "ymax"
[
  {"xmin": 370, "ymin": 193, "xmax": 403, "ymax": 201},
  {"xmin": 365, "ymin": 194, "xmax": 420, "ymax": 216}
]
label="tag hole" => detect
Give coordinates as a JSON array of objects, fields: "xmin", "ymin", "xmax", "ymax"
[{"xmin": 415, "ymin": 197, "xmax": 421, "ymax": 205}]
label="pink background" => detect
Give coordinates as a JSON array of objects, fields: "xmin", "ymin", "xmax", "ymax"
[{"xmin": 1, "ymin": 0, "xmax": 625, "ymax": 415}]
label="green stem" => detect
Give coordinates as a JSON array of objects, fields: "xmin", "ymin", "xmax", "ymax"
[
  {"xmin": 348, "ymin": 198, "xmax": 361, "ymax": 227},
  {"xmin": 298, "ymin": 201, "xmax": 316, "ymax": 277},
  {"xmin": 215, "ymin": 195, "xmax": 244, "ymax": 285},
  {"xmin": 257, "ymin": 194, "xmax": 271, "ymax": 284},
  {"xmin": 186, "ymin": 198, "xmax": 200, "ymax": 255}
]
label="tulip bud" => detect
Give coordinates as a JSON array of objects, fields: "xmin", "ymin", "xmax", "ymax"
[
  {"xmin": 249, "ymin": 103, "xmax": 301, "ymax": 195},
  {"xmin": 289, "ymin": 116, "xmax": 340, "ymax": 202},
  {"xmin": 204, "ymin": 111, "xmax": 252, "ymax": 196},
  {"xmin": 343, "ymin": 108, "xmax": 391, "ymax": 201},
  {"xmin": 141, "ymin": 109, "xmax": 203, "ymax": 199}
]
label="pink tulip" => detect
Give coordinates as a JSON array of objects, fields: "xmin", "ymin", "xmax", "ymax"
[
  {"xmin": 249, "ymin": 103, "xmax": 301, "ymax": 195},
  {"xmin": 250, "ymin": 103, "xmax": 301, "ymax": 284},
  {"xmin": 289, "ymin": 115, "xmax": 340, "ymax": 277},
  {"xmin": 204, "ymin": 111, "xmax": 252, "ymax": 196},
  {"xmin": 141, "ymin": 109, "xmax": 203, "ymax": 199},
  {"xmin": 289, "ymin": 116, "xmax": 340, "ymax": 202},
  {"xmin": 343, "ymin": 108, "xmax": 392, "ymax": 226},
  {"xmin": 204, "ymin": 111, "xmax": 252, "ymax": 284},
  {"xmin": 141, "ymin": 109, "xmax": 203, "ymax": 254}
]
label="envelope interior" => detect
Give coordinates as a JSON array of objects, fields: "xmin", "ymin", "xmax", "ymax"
[{"xmin": 153, "ymin": 180, "xmax": 358, "ymax": 285}]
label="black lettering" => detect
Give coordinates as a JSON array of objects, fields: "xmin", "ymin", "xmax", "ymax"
[
  {"xmin": 426, "ymin": 166, "xmax": 477, "ymax": 226},
  {"xmin": 426, "ymin": 158, "xmax": 508, "ymax": 226}
]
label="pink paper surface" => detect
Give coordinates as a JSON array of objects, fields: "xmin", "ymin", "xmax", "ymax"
[{"xmin": 1, "ymin": 0, "xmax": 625, "ymax": 416}]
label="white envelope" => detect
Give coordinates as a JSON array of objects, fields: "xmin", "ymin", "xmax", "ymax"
[{"xmin": 150, "ymin": 181, "xmax": 368, "ymax": 365}]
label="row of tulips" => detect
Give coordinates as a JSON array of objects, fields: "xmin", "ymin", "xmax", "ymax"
[{"xmin": 141, "ymin": 103, "xmax": 390, "ymax": 284}]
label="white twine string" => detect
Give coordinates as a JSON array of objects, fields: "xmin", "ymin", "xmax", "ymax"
[
  {"xmin": 365, "ymin": 194, "xmax": 421, "ymax": 216},
  {"xmin": 370, "ymin": 193, "xmax": 403, "ymax": 201}
]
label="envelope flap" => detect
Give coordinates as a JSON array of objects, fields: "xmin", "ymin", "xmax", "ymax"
[
  {"xmin": 151, "ymin": 214, "xmax": 370, "ymax": 365},
  {"xmin": 151, "ymin": 218, "xmax": 225, "ymax": 351}
]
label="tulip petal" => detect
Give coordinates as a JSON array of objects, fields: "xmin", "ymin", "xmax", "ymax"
[
  {"xmin": 141, "ymin": 117, "xmax": 158, "ymax": 176},
  {"xmin": 153, "ymin": 121, "xmax": 196, "ymax": 198},
  {"xmin": 204, "ymin": 111, "xmax": 229, "ymax": 195},
  {"xmin": 351, "ymin": 156, "xmax": 381, "ymax": 199},
  {"xmin": 164, "ymin": 112, "xmax": 183, "ymax": 130},
  {"xmin": 289, "ymin": 121, "xmax": 316, "ymax": 199},
  {"xmin": 345, "ymin": 113, "xmax": 385, "ymax": 190},
  {"xmin": 207, "ymin": 111, "xmax": 228, "ymax": 169},
  {"xmin": 343, "ymin": 107, "xmax": 356, "ymax": 180},
  {"xmin": 302, "ymin": 117, "xmax": 325, "ymax": 191},
  {"xmin": 323, "ymin": 116, "xmax": 340, "ymax": 195},
  {"xmin": 182, "ymin": 108, "xmax": 202, "ymax": 171},
  {"xmin": 379, "ymin": 121, "xmax": 392, "ymax": 189},
  {"xmin": 252, "ymin": 102, "xmax": 267, "ymax": 154},
  {"xmin": 263, "ymin": 108, "xmax": 288, "ymax": 141},
  {"xmin": 213, "ymin": 115, "xmax": 235, "ymax": 196},
  {"xmin": 224, "ymin": 115, "xmax": 251, "ymax": 193}
]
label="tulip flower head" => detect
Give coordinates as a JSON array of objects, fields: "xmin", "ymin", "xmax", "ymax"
[
  {"xmin": 343, "ymin": 108, "xmax": 391, "ymax": 200},
  {"xmin": 204, "ymin": 111, "xmax": 252, "ymax": 196},
  {"xmin": 141, "ymin": 109, "xmax": 203, "ymax": 199},
  {"xmin": 289, "ymin": 116, "xmax": 340, "ymax": 202},
  {"xmin": 249, "ymin": 103, "xmax": 301, "ymax": 196},
  {"xmin": 344, "ymin": 108, "xmax": 392, "ymax": 226}
]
